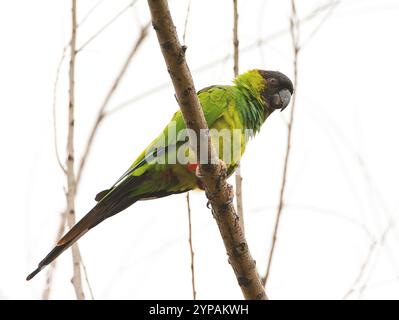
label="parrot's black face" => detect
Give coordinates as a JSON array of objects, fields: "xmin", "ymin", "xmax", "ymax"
[{"xmin": 259, "ymin": 70, "xmax": 294, "ymax": 112}]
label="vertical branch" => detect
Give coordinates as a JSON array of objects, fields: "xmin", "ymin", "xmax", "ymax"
[
  {"xmin": 183, "ymin": 0, "xmax": 195, "ymax": 300},
  {"xmin": 186, "ymin": 192, "xmax": 196, "ymax": 299},
  {"xmin": 79, "ymin": 251, "xmax": 95, "ymax": 299},
  {"xmin": 182, "ymin": 0, "xmax": 191, "ymax": 45},
  {"xmin": 43, "ymin": 1, "xmax": 148, "ymax": 300},
  {"xmin": 232, "ymin": 0, "xmax": 244, "ymax": 233},
  {"xmin": 66, "ymin": 0, "xmax": 85, "ymax": 300},
  {"xmin": 233, "ymin": 0, "xmax": 239, "ymax": 77},
  {"xmin": 52, "ymin": 47, "xmax": 68, "ymax": 174},
  {"xmin": 147, "ymin": 0, "xmax": 267, "ymax": 300},
  {"xmin": 263, "ymin": 0, "xmax": 300, "ymax": 288}
]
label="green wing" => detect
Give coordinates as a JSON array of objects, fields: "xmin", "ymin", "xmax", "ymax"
[
  {"xmin": 133, "ymin": 85, "xmax": 232, "ymax": 167},
  {"xmin": 95, "ymin": 85, "xmax": 232, "ymax": 201}
]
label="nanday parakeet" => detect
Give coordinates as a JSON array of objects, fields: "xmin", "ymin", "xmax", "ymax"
[{"xmin": 27, "ymin": 69, "xmax": 293, "ymax": 280}]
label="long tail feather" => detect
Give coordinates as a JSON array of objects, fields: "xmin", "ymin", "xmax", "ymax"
[
  {"xmin": 26, "ymin": 175, "xmax": 143, "ymax": 281},
  {"xmin": 26, "ymin": 229, "xmax": 87, "ymax": 281},
  {"xmin": 26, "ymin": 204, "xmax": 108, "ymax": 281}
]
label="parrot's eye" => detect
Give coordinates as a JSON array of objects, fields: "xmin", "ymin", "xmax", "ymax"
[{"xmin": 269, "ymin": 78, "xmax": 279, "ymax": 87}]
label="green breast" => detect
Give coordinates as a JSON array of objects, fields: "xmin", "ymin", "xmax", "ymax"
[{"xmin": 210, "ymin": 103, "xmax": 246, "ymax": 177}]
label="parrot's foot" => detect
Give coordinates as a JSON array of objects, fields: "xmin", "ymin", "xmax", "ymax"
[
  {"xmin": 205, "ymin": 183, "xmax": 234, "ymax": 212},
  {"xmin": 224, "ymin": 183, "xmax": 235, "ymax": 205},
  {"xmin": 200, "ymin": 160, "xmax": 234, "ymax": 205},
  {"xmin": 195, "ymin": 159, "xmax": 227, "ymax": 178}
]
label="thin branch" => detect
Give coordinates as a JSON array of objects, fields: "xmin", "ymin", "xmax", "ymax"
[
  {"xmin": 79, "ymin": 251, "xmax": 95, "ymax": 300},
  {"xmin": 77, "ymin": 0, "xmax": 138, "ymax": 52},
  {"xmin": 186, "ymin": 192, "xmax": 196, "ymax": 300},
  {"xmin": 233, "ymin": 0, "xmax": 239, "ymax": 77},
  {"xmin": 52, "ymin": 46, "xmax": 68, "ymax": 175},
  {"xmin": 263, "ymin": 0, "xmax": 300, "ymax": 288},
  {"xmin": 76, "ymin": 22, "xmax": 150, "ymax": 186},
  {"xmin": 77, "ymin": 0, "xmax": 105, "ymax": 27},
  {"xmin": 232, "ymin": 0, "xmax": 244, "ymax": 234},
  {"xmin": 301, "ymin": 0, "xmax": 339, "ymax": 48},
  {"xmin": 344, "ymin": 223, "xmax": 394, "ymax": 299},
  {"xmin": 51, "ymin": 0, "xmax": 110, "ymax": 176},
  {"xmin": 44, "ymin": 0, "xmax": 140, "ymax": 300},
  {"xmin": 183, "ymin": 0, "xmax": 195, "ymax": 300},
  {"xmin": 147, "ymin": 0, "xmax": 267, "ymax": 300},
  {"xmin": 182, "ymin": 0, "xmax": 192, "ymax": 46},
  {"xmin": 66, "ymin": 0, "xmax": 85, "ymax": 300},
  {"xmin": 343, "ymin": 239, "xmax": 377, "ymax": 300}
]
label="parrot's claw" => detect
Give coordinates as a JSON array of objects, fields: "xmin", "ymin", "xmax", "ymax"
[{"xmin": 226, "ymin": 183, "xmax": 235, "ymax": 204}]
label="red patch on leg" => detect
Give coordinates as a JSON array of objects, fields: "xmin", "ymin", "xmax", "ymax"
[{"xmin": 186, "ymin": 163, "xmax": 198, "ymax": 172}]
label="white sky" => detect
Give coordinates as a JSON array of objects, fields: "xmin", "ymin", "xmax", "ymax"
[{"xmin": 1, "ymin": 0, "xmax": 399, "ymax": 299}]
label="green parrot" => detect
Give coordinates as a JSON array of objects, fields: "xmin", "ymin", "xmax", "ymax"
[{"xmin": 27, "ymin": 69, "xmax": 293, "ymax": 280}]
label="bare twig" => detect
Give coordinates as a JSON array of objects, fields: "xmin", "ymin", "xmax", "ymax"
[
  {"xmin": 182, "ymin": 0, "xmax": 192, "ymax": 46},
  {"xmin": 344, "ymin": 223, "xmax": 394, "ymax": 299},
  {"xmin": 232, "ymin": 0, "xmax": 244, "ymax": 234},
  {"xmin": 76, "ymin": 22, "xmax": 150, "ymax": 185},
  {"xmin": 77, "ymin": 0, "xmax": 138, "ymax": 52},
  {"xmin": 343, "ymin": 239, "xmax": 377, "ymax": 299},
  {"xmin": 301, "ymin": 0, "xmax": 339, "ymax": 48},
  {"xmin": 263, "ymin": 0, "xmax": 300, "ymax": 288},
  {"xmin": 66, "ymin": 0, "xmax": 85, "ymax": 300},
  {"xmin": 52, "ymin": 46, "xmax": 68, "ymax": 175},
  {"xmin": 51, "ymin": 0, "xmax": 111, "ymax": 176},
  {"xmin": 44, "ymin": 0, "xmax": 143, "ymax": 300},
  {"xmin": 78, "ymin": 0, "xmax": 105, "ymax": 27},
  {"xmin": 186, "ymin": 192, "xmax": 196, "ymax": 299},
  {"xmin": 46, "ymin": 1, "xmax": 103, "ymax": 297},
  {"xmin": 183, "ymin": 1, "xmax": 195, "ymax": 300},
  {"xmin": 79, "ymin": 251, "xmax": 95, "ymax": 300},
  {"xmin": 233, "ymin": 0, "xmax": 239, "ymax": 77},
  {"xmin": 147, "ymin": 0, "xmax": 267, "ymax": 300}
]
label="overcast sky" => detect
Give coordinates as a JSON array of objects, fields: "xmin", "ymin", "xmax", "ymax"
[{"xmin": 1, "ymin": 0, "xmax": 399, "ymax": 299}]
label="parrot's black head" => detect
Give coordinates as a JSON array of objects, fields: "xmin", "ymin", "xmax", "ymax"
[{"xmin": 259, "ymin": 70, "xmax": 294, "ymax": 112}]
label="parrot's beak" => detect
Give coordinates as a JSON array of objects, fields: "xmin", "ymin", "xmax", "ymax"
[{"xmin": 271, "ymin": 88, "xmax": 292, "ymax": 112}]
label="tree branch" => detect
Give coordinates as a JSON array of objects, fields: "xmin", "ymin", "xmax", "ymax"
[
  {"xmin": 343, "ymin": 222, "xmax": 394, "ymax": 299},
  {"xmin": 147, "ymin": 0, "xmax": 266, "ymax": 300},
  {"xmin": 186, "ymin": 192, "xmax": 196, "ymax": 299},
  {"xmin": 52, "ymin": 45, "xmax": 68, "ymax": 175},
  {"xmin": 233, "ymin": 0, "xmax": 239, "ymax": 77},
  {"xmin": 183, "ymin": 1, "xmax": 195, "ymax": 300},
  {"xmin": 76, "ymin": 0, "xmax": 138, "ymax": 53},
  {"xmin": 44, "ymin": 9, "xmax": 149, "ymax": 301},
  {"xmin": 66, "ymin": 0, "xmax": 85, "ymax": 300},
  {"xmin": 232, "ymin": 0, "xmax": 244, "ymax": 234},
  {"xmin": 182, "ymin": 0, "xmax": 191, "ymax": 46},
  {"xmin": 263, "ymin": 0, "xmax": 300, "ymax": 288}
]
